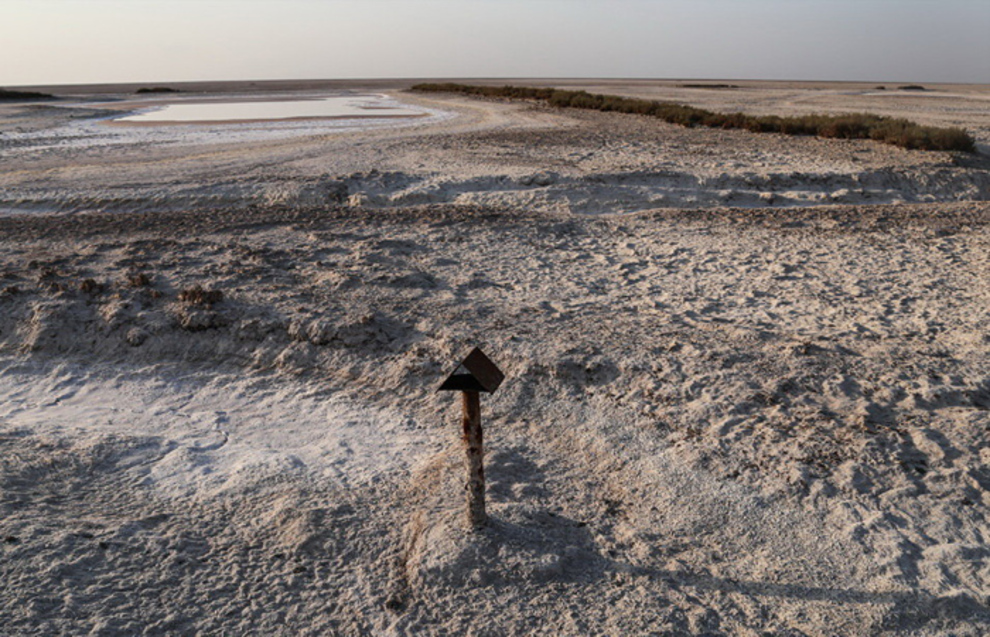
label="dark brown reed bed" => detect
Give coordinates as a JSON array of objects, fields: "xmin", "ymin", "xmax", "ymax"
[{"xmin": 411, "ymin": 83, "xmax": 975, "ymax": 153}]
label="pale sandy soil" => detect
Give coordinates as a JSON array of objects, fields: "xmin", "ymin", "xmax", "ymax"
[{"xmin": 1, "ymin": 81, "xmax": 990, "ymax": 636}]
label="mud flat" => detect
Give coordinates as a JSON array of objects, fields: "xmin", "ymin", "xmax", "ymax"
[{"xmin": 2, "ymin": 81, "xmax": 990, "ymax": 635}]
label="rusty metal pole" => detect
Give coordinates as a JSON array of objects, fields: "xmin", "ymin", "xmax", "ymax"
[
  {"xmin": 439, "ymin": 347, "xmax": 502, "ymax": 529},
  {"xmin": 461, "ymin": 390, "xmax": 487, "ymax": 529}
]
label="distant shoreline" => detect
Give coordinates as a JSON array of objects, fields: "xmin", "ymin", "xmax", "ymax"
[{"xmin": 9, "ymin": 77, "xmax": 990, "ymax": 97}]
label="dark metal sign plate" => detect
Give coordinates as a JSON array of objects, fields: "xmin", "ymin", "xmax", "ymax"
[{"xmin": 438, "ymin": 347, "xmax": 505, "ymax": 393}]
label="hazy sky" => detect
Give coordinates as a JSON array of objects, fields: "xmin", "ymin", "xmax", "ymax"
[{"xmin": 3, "ymin": 0, "xmax": 989, "ymax": 86}]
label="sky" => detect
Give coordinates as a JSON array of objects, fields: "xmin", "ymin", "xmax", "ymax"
[{"xmin": 3, "ymin": 0, "xmax": 989, "ymax": 86}]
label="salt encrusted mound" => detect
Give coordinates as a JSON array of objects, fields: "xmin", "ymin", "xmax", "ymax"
[{"xmin": 405, "ymin": 506, "xmax": 606, "ymax": 591}]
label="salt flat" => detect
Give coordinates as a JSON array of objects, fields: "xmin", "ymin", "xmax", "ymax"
[
  {"xmin": 3, "ymin": 80, "xmax": 989, "ymax": 215},
  {"xmin": 1, "ymin": 80, "xmax": 990, "ymax": 635}
]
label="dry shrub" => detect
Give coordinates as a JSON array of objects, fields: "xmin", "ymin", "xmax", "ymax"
[
  {"xmin": 127, "ymin": 272, "xmax": 151, "ymax": 288},
  {"xmin": 0, "ymin": 88, "xmax": 55, "ymax": 101},
  {"xmin": 79, "ymin": 279, "xmax": 105, "ymax": 295},
  {"xmin": 178, "ymin": 285, "xmax": 224, "ymax": 306},
  {"xmin": 135, "ymin": 87, "xmax": 179, "ymax": 94}
]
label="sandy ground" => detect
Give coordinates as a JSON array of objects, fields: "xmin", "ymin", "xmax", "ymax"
[{"xmin": 2, "ymin": 81, "xmax": 990, "ymax": 635}]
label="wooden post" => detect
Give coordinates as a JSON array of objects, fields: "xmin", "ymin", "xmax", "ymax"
[
  {"xmin": 437, "ymin": 347, "xmax": 503, "ymax": 530},
  {"xmin": 461, "ymin": 390, "xmax": 487, "ymax": 528}
]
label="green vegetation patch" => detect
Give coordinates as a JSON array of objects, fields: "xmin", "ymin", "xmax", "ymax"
[
  {"xmin": 0, "ymin": 88, "xmax": 56, "ymax": 101},
  {"xmin": 411, "ymin": 83, "xmax": 975, "ymax": 153}
]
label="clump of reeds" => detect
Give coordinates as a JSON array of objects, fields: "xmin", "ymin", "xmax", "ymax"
[{"xmin": 410, "ymin": 83, "xmax": 975, "ymax": 153}]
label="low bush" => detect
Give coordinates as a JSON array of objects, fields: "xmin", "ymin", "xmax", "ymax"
[
  {"xmin": 411, "ymin": 83, "xmax": 975, "ymax": 152},
  {"xmin": 135, "ymin": 87, "xmax": 180, "ymax": 94},
  {"xmin": 680, "ymin": 84, "xmax": 739, "ymax": 89},
  {"xmin": 0, "ymin": 88, "xmax": 56, "ymax": 101}
]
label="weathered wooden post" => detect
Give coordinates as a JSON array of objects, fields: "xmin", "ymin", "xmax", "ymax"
[{"xmin": 438, "ymin": 347, "xmax": 505, "ymax": 530}]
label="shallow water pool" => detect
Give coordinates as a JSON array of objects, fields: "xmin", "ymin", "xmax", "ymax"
[{"xmin": 116, "ymin": 94, "xmax": 423, "ymax": 123}]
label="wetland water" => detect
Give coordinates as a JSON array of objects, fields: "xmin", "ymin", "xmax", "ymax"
[{"xmin": 116, "ymin": 94, "xmax": 423, "ymax": 123}]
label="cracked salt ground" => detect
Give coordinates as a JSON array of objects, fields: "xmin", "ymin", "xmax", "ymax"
[{"xmin": 0, "ymin": 360, "xmax": 439, "ymax": 499}]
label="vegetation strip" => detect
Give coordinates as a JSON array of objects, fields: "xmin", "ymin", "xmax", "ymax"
[
  {"xmin": 411, "ymin": 83, "xmax": 975, "ymax": 153},
  {"xmin": 0, "ymin": 88, "xmax": 56, "ymax": 101}
]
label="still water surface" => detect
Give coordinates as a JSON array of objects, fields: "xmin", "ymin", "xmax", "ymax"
[{"xmin": 117, "ymin": 95, "xmax": 422, "ymax": 123}]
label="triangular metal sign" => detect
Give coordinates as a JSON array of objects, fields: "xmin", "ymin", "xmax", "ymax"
[{"xmin": 437, "ymin": 347, "xmax": 505, "ymax": 393}]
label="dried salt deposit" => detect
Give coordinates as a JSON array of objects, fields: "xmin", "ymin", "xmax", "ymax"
[{"xmin": 1, "ymin": 80, "xmax": 990, "ymax": 635}]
